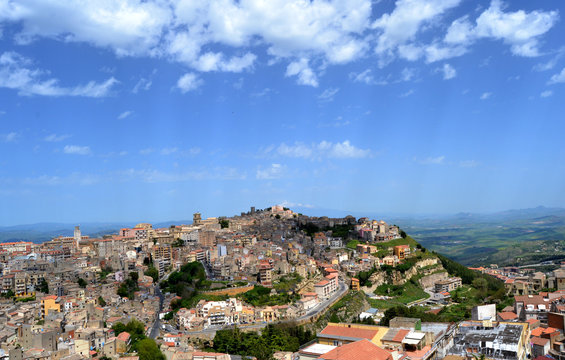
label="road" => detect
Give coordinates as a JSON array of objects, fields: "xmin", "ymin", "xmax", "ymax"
[
  {"xmin": 184, "ymin": 280, "xmax": 349, "ymax": 337},
  {"xmin": 296, "ymin": 280, "xmax": 348, "ymax": 321},
  {"xmin": 148, "ymin": 284, "xmax": 164, "ymax": 339}
]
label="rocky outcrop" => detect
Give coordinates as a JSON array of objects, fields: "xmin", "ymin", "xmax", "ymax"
[
  {"xmin": 418, "ymin": 271, "xmax": 448, "ymax": 288},
  {"xmin": 365, "ymin": 257, "xmax": 444, "ymax": 290}
]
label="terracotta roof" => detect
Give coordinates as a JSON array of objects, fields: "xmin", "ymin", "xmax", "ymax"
[
  {"xmin": 531, "ymin": 337, "xmax": 550, "ymax": 346},
  {"xmin": 497, "ymin": 312, "xmax": 518, "ymax": 320},
  {"xmin": 117, "ymin": 332, "xmax": 131, "ymax": 342},
  {"xmin": 531, "ymin": 328, "xmax": 544, "ymax": 337},
  {"xmin": 318, "ymin": 339, "xmax": 392, "ymax": 360},
  {"xmin": 392, "ymin": 329, "xmax": 410, "ymax": 343},
  {"xmin": 320, "ymin": 324, "xmax": 379, "ymax": 341}
]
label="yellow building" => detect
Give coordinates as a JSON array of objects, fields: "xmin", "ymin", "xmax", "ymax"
[
  {"xmin": 351, "ymin": 278, "xmax": 360, "ymax": 291},
  {"xmin": 41, "ymin": 295, "xmax": 61, "ymax": 319}
]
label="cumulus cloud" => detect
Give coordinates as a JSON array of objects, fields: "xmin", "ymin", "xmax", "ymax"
[
  {"xmin": 63, "ymin": 145, "xmax": 91, "ymax": 155},
  {"xmin": 0, "ymin": 52, "xmax": 117, "ymax": 97},
  {"xmin": 540, "ymin": 90, "xmax": 553, "ymax": 98},
  {"xmin": 256, "ymin": 163, "xmax": 284, "ymax": 180},
  {"xmin": 372, "ymin": 0, "xmax": 461, "ymax": 65},
  {"xmin": 444, "ymin": 0, "xmax": 558, "ymax": 57},
  {"xmin": 177, "ymin": 73, "xmax": 203, "ymax": 93},
  {"xmin": 285, "ymin": 59, "xmax": 318, "ymax": 87},
  {"xmin": 0, "ymin": 0, "xmax": 559, "ymax": 85},
  {"xmin": 276, "ymin": 140, "xmax": 371, "ymax": 159},
  {"xmin": 0, "ymin": 0, "xmax": 172, "ymax": 56},
  {"xmin": 548, "ymin": 68, "xmax": 565, "ymax": 85}
]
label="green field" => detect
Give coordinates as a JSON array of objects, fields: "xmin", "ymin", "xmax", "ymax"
[{"xmin": 402, "ymin": 214, "xmax": 565, "ymax": 266}]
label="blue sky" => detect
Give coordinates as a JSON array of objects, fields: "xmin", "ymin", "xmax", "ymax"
[{"xmin": 1, "ymin": 0, "xmax": 565, "ymax": 225}]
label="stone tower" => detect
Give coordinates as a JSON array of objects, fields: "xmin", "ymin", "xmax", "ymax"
[{"xmin": 193, "ymin": 212, "xmax": 202, "ymax": 225}]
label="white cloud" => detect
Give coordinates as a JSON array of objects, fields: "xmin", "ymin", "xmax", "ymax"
[
  {"xmin": 132, "ymin": 78, "xmax": 152, "ymax": 93},
  {"xmin": 459, "ymin": 160, "xmax": 479, "ymax": 168},
  {"xmin": 44, "ymin": 133, "xmax": 71, "ymax": 142},
  {"xmin": 0, "ymin": 52, "xmax": 117, "ymax": 97},
  {"xmin": 548, "ymin": 68, "xmax": 565, "ymax": 85},
  {"xmin": 0, "ymin": 132, "xmax": 18, "ymax": 142},
  {"xmin": 540, "ymin": 90, "xmax": 553, "ymax": 98},
  {"xmin": 63, "ymin": 145, "xmax": 91, "ymax": 155},
  {"xmin": 419, "ymin": 155, "xmax": 445, "ymax": 165},
  {"xmin": 285, "ymin": 59, "xmax": 318, "ymax": 87},
  {"xmin": 444, "ymin": 0, "xmax": 558, "ymax": 57},
  {"xmin": 177, "ymin": 73, "xmax": 203, "ymax": 93},
  {"xmin": 318, "ymin": 87, "xmax": 339, "ymax": 102},
  {"xmin": 276, "ymin": 140, "xmax": 370, "ymax": 159},
  {"xmin": 117, "ymin": 110, "xmax": 133, "ymax": 120},
  {"xmin": 280, "ymin": 200, "xmax": 314, "ymax": 209},
  {"xmin": 139, "ymin": 148, "xmax": 154, "ymax": 155},
  {"xmin": 533, "ymin": 47, "xmax": 565, "ymax": 72},
  {"xmin": 424, "ymin": 43, "xmax": 467, "ymax": 62},
  {"xmin": 0, "ymin": 0, "xmax": 172, "ymax": 56},
  {"xmin": 0, "ymin": 0, "xmax": 558, "ymax": 85},
  {"xmin": 161, "ymin": 147, "xmax": 178, "ymax": 155},
  {"xmin": 350, "ymin": 69, "xmax": 375, "ymax": 85},
  {"xmin": 441, "ymin": 63, "xmax": 456, "ymax": 79},
  {"xmin": 256, "ymin": 163, "xmax": 284, "ymax": 180},
  {"xmin": 400, "ymin": 68, "xmax": 416, "ymax": 82},
  {"xmin": 399, "ymin": 89, "xmax": 415, "ymax": 97},
  {"xmin": 277, "ymin": 143, "xmax": 313, "ymax": 158},
  {"xmin": 480, "ymin": 92, "xmax": 492, "ymax": 100},
  {"xmin": 372, "ymin": 0, "xmax": 461, "ymax": 64},
  {"xmin": 192, "ymin": 52, "xmax": 256, "ymax": 73}
]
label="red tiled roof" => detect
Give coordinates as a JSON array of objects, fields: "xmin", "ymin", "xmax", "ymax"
[
  {"xmin": 531, "ymin": 337, "xmax": 550, "ymax": 346},
  {"xmin": 392, "ymin": 329, "xmax": 410, "ymax": 343},
  {"xmin": 497, "ymin": 312, "xmax": 518, "ymax": 320},
  {"xmin": 318, "ymin": 339, "xmax": 392, "ymax": 360},
  {"xmin": 117, "ymin": 332, "xmax": 131, "ymax": 342},
  {"xmin": 320, "ymin": 324, "xmax": 379, "ymax": 341},
  {"xmin": 531, "ymin": 328, "xmax": 544, "ymax": 337}
]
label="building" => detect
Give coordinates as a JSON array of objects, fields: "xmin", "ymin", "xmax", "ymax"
[
  {"xmin": 446, "ymin": 320, "xmax": 530, "ymax": 360},
  {"xmin": 317, "ymin": 323, "xmax": 389, "ymax": 346},
  {"xmin": 318, "ymin": 339, "xmax": 393, "ymax": 360},
  {"xmin": 41, "ymin": 295, "xmax": 61, "ymax": 319},
  {"xmin": 393, "ymin": 245, "xmax": 410, "ymax": 260},
  {"xmin": 351, "ymin": 278, "xmax": 360, "ymax": 291},
  {"xmin": 434, "ymin": 277, "xmax": 462, "ymax": 293}
]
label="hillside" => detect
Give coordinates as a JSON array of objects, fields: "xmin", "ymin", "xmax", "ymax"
[
  {"xmin": 339, "ymin": 235, "xmax": 508, "ymax": 326},
  {"xmin": 394, "ymin": 207, "xmax": 565, "ymax": 267}
]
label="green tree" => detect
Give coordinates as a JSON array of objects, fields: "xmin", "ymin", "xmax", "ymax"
[
  {"xmin": 144, "ymin": 266, "xmax": 159, "ymax": 282},
  {"xmin": 219, "ymin": 219, "xmax": 229, "ymax": 229},
  {"xmin": 136, "ymin": 338, "xmax": 165, "ymax": 360},
  {"xmin": 38, "ymin": 279, "xmax": 49, "ymax": 293},
  {"xmin": 77, "ymin": 278, "xmax": 87, "ymax": 288},
  {"xmin": 98, "ymin": 296, "xmax": 106, "ymax": 307}
]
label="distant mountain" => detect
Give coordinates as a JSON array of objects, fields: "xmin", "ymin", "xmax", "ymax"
[
  {"xmin": 0, "ymin": 222, "xmax": 132, "ymax": 244},
  {"xmin": 0, "ymin": 220, "xmax": 196, "ymax": 244}
]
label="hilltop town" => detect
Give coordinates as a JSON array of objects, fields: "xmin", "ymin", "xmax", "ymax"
[{"xmin": 1, "ymin": 206, "xmax": 565, "ymax": 360}]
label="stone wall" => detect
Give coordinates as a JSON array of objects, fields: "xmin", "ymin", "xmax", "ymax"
[{"xmin": 200, "ymin": 284, "xmax": 254, "ymax": 296}]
